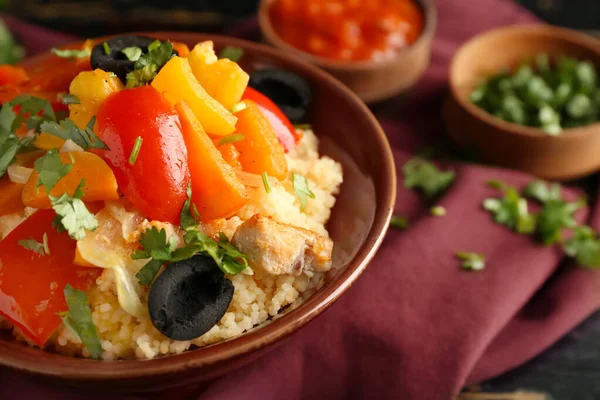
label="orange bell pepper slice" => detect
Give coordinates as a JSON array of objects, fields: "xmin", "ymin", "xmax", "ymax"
[
  {"xmin": 234, "ymin": 100, "xmax": 289, "ymax": 180},
  {"xmin": 0, "ymin": 209, "xmax": 101, "ymax": 347},
  {"xmin": 22, "ymin": 151, "xmax": 119, "ymax": 209},
  {"xmin": 0, "ymin": 177, "xmax": 24, "ymax": 217},
  {"xmin": 176, "ymin": 101, "xmax": 249, "ymax": 220}
]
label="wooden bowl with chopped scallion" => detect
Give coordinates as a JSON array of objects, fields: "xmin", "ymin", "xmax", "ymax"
[{"xmin": 445, "ymin": 24, "xmax": 600, "ymax": 181}]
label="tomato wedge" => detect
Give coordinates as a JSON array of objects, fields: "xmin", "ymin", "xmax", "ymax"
[
  {"xmin": 0, "ymin": 210, "xmax": 101, "ymax": 346},
  {"xmin": 242, "ymin": 87, "xmax": 300, "ymax": 152},
  {"xmin": 96, "ymin": 85, "xmax": 191, "ymax": 224}
]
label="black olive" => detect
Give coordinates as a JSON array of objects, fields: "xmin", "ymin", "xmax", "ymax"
[
  {"xmin": 248, "ymin": 69, "xmax": 312, "ymax": 124},
  {"xmin": 148, "ymin": 255, "xmax": 233, "ymax": 341},
  {"xmin": 90, "ymin": 35, "xmax": 178, "ymax": 83}
]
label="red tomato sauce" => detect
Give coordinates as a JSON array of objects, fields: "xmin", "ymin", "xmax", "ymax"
[{"xmin": 269, "ymin": 0, "xmax": 425, "ymax": 62}]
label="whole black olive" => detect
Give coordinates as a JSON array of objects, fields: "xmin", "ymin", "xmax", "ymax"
[
  {"xmin": 90, "ymin": 35, "xmax": 178, "ymax": 83},
  {"xmin": 248, "ymin": 69, "xmax": 312, "ymax": 124},
  {"xmin": 148, "ymin": 255, "xmax": 234, "ymax": 341}
]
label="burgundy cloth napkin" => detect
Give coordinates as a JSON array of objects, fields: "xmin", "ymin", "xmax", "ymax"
[{"xmin": 3, "ymin": 1, "xmax": 600, "ymax": 399}]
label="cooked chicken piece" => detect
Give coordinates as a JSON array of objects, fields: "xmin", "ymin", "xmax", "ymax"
[{"xmin": 232, "ymin": 214, "xmax": 333, "ymax": 276}]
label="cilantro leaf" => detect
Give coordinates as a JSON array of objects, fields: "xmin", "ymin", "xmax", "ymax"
[
  {"xmin": 179, "ymin": 183, "xmax": 199, "ymax": 230},
  {"xmin": 135, "ymin": 259, "xmax": 164, "ymax": 286},
  {"xmin": 390, "ymin": 215, "xmax": 408, "ymax": 230},
  {"xmin": 483, "ymin": 186, "xmax": 536, "ymax": 234},
  {"xmin": 563, "ymin": 226, "xmax": 600, "ymax": 268},
  {"xmin": 132, "ymin": 226, "xmax": 178, "ymax": 262},
  {"xmin": 522, "ymin": 180, "xmax": 562, "ymax": 203},
  {"xmin": 0, "ymin": 101, "xmax": 41, "ymax": 178},
  {"xmin": 0, "ymin": 20, "xmax": 24, "ymax": 64},
  {"xmin": 535, "ymin": 198, "xmax": 583, "ymax": 245},
  {"xmin": 40, "ymin": 117, "xmax": 108, "ymax": 150},
  {"xmin": 63, "ymin": 284, "xmax": 103, "ymax": 359},
  {"xmin": 218, "ymin": 46, "xmax": 244, "ymax": 62},
  {"xmin": 456, "ymin": 251, "xmax": 486, "ymax": 271},
  {"xmin": 125, "ymin": 64, "xmax": 157, "ymax": 88},
  {"xmin": 51, "ymin": 48, "xmax": 90, "ymax": 59},
  {"xmin": 34, "ymin": 149, "xmax": 73, "ymax": 193},
  {"xmin": 121, "ymin": 46, "xmax": 142, "ymax": 62},
  {"xmin": 18, "ymin": 238, "xmax": 46, "ymax": 255},
  {"xmin": 292, "ymin": 173, "xmax": 315, "ymax": 211},
  {"xmin": 50, "ymin": 180, "xmax": 98, "ymax": 240},
  {"xmin": 402, "ymin": 157, "xmax": 455, "ymax": 198}
]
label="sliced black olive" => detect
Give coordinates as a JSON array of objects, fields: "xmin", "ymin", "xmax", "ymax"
[
  {"xmin": 90, "ymin": 35, "xmax": 178, "ymax": 83},
  {"xmin": 148, "ymin": 255, "xmax": 233, "ymax": 341},
  {"xmin": 248, "ymin": 69, "xmax": 312, "ymax": 124}
]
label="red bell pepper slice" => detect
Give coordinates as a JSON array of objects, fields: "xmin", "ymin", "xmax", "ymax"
[{"xmin": 0, "ymin": 210, "xmax": 101, "ymax": 347}]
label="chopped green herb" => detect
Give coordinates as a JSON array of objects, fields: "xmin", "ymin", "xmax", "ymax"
[
  {"xmin": 50, "ymin": 180, "xmax": 98, "ymax": 240},
  {"xmin": 131, "ymin": 226, "xmax": 178, "ymax": 262},
  {"xmin": 34, "ymin": 149, "xmax": 73, "ymax": 193},
  {"xmin": 51, "ymin": 48, "xmax": 90, "ymax": 59},
  {"xmin": 535, "ymin": 197, "xmax": 584, "ymax": 245},
  {"xmin": 0, "ymin": 102, "xmax": 33, "ymax": 178},
  {"xmin": 563, "ymin": 226, "xmax": 600, "ymax": 268},
  {"xmin": 390, "ymin": 215, "xmax": 408, "ymax": 230},
  {"xmin": 261, "ymin": 172, "xmax": 272, "ymax": 194},
  {"xmin": 59, "ymin": 93, "xmax": 80, "ymax": 105},
  {"xmin": 18, "ymin": 238, "xmax": 46, "ymax": 255},
  {"xmin": 121, "ymin": 46, "xmax": 142, "ymax": 62},
  {"xmin": 179, "ymin": 183, "xmax": 199, "ymax": 230},
  {"xmin": 40, "ymin": 116, "xmax": 107, "ymax": 150},
  {"xmin": 430, "ymin": 205, "xmax": 446, "ymax": 217},
  {"xmin": 129, "ymin": 136, "xmax": 143, "ymax": 165},
  {"xmin": 456, "ymin": 251, "xmax": 486, "ymax": 271},
  {"xmin": 57, "ymin": 311, "xmax": 80, "ymax": 340},
  {"xmin": 483, "ymin": 186, "xmax": 536, "ymax": 234},
  {"xmin": 147, "ymin": 40, "xmax": 161, "ymax": 52},
  {"xmin": 125, "ymin": 41, "xmax": 174, "ymax": 88},
  {"xmin": 63, "ymin": 284, "xmax": 103, "ymax": 359},
  {"xmin": 486, "ymin": 179, "xmax": 506, "ymax": 190},
  {"xmin": 231, "ymin": 102, "xmax": 247, "ymax": 114},
  {"xmin": 218, "ymin": 133, "xmax": 245, "ymax": 145},
  {"xmin": 403, "ymin": 157, "xmax": 455, "ymax": 198},
  {"xmin": 218, "ymin": 46, "xmax": 244, "ymax": 62},
  {"xmin": 135, "ymin": 259, "xmax": 164, "ymax": 286},
  {"xmin": 522, "ymin": 180, "xmax": 562, "ymax": 203},
  {"xmin": 102, "ymin": 42, "xmax": 110, "ymax": 55},
  {"xmin": 292, "ymin": 173, "xmax": 315, "ymax": 211},
  {"xmin": 42, "ymin": 232, "xmax": 50, "ymax": 255}
]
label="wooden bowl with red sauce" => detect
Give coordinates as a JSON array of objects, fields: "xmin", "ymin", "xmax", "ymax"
[
  {"xmin": 0, "ymin": 32, "xmax": 396, "ymax": 392},
  {"xmin": 258, "ymin": 0, "xmax": 437, "ymax": 103}
]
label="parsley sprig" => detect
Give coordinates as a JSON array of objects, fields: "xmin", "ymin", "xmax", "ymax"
[
  {"xmin": 126, "ymin": 40, "xmax": 174, "ymax": 88},
  {"xmin": 402, "ymin": 157, "xmax": 455, "ymax": 198}
]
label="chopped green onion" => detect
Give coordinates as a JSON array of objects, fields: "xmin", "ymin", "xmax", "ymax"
[
  {"xmin": 456, "ymin": 251, "xmax": 486, "ymax": 271},
  {"xmin": 148, "ymin": 40, "xmax": 161, "ymax": 52},
  {"xmin": 261, "ymin": 172, "xmax": 272, "ymax": 194},
  {"xmin": 102, "ymin": 42, "xmax": 110, "ymax": 55},
  {"xmin": 430, "ymin": 205, "xmax": 446, "ymax": 217},
  {"xmin": 51, "ymin": 48, "xmax": 90, "ymax": 59},
  {"xmin": 59, "ymin": 93, "xmax": 80, "ymax": 105},
  {"xmin": 390, "ymin": 215, "xmax": 408, "ymax": 230},
  {"xmin": 63, "ymin": 284, "xmax": 103, "ymax": 359},
  {"xmin": 231, "ymin": 102, "xmax": 247, "ymax": 114},
  {"xmin": 218, "ymin": 46, "xmax": 243, "ymax": 62},
  {"xmin": 129, "ymin": 136, "xmax": 143, "ymax": 165},
  {"xmin": 218, "ymin": 134, "xmax": 245, "ymax": 145}
]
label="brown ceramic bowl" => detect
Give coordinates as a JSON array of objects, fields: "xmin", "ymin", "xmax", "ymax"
[
  {"xmin": 0, "ymin": 33, "xmax": 396, "ymax": 392},
  {"xmin": 258, "ymin": 0, "xmax": 436, "ymax": 103},
  {"xmin": 446, "ymin": 24, "xmax": 600, "ymax": 181}
]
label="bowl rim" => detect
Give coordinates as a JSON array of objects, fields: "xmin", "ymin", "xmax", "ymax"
[
  {"xmin": 449, "ymin": 23, "xmax": 600, "ymax": 140},
  {"xmin": 0, "ymin": 32, "xmax": 397, "ymax": 382},
  {"xmin": 257, "ymin": 0, "xmax": 437, "ymax": 71}
]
